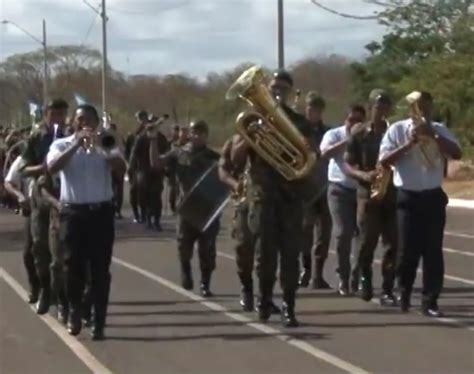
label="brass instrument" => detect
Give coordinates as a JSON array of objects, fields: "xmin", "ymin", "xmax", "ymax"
[
  {"xmin": 226, "ymin": 65, "xmax": 316, "ymax": 181},
  {"xmin": 370, "ymin": 164, "xmax": 392, "ymax": 201},
  {"xmin": 406, "ymin": 91, "xmax": 442, "ymax": 169},
  {"xmin": 83, "ymin": 128, "xmax": 116, "ymax": 153}
]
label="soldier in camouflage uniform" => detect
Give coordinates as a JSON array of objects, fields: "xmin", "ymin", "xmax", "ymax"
[
  {"xmin": 150, "ymin": 121, "xmax": 220, "ymax": 297},
  {"xmin": 21, "ymin": 98, "xmax": 68, "ymax": 315},
  {"xmin": 231, "ymin": 70, "xmax": 314, "ymax": 327},
  {"xmin": 37, "ymin": 173, "xmax": 69, "ymax": 322}
]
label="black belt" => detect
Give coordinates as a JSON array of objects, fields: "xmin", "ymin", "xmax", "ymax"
[{"xmin": 62, "ymin": 201, "xmax": 113, "ymax": 211}]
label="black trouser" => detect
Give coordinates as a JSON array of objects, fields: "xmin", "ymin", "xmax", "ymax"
[
  {"xmin": 60, "ymin": 202, "xmax": 115, "ymax": 329},
  {"xmin": 129, "ymin": 174, "xmax": 140, "ymax": 220},
  {"xmin": 356, "ymin": 195, "xmax": 397, "ymax": 293},
  {"xmin": 167, "ymin": 176, "xmax": 177, "ymax": 213},
  {"xmin": 397, "ymin": 188, "xmax": 447, "ymax": 304},
  {"xmin": 136, "ymin": 171, "xmax": 163, "ymax": 225},
  {"xmin": 112, "ymin": 174, "xmax": 124, "ymax": 216},
  {"xmin": 23, "ymin": 214, "xmax": 39, "ymax": 292},
  {"xmin": 177, "ymin": 215, "xmax": 220, "ymax": 277}
]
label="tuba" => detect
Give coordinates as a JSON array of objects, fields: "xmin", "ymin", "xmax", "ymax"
[
  {"xmin": 226, "ymin": 65, "xmax": 316, "ymax": 181},
  {"xmin": 406, "ymin": 91, "xmax": 442, "ymax": 169}
]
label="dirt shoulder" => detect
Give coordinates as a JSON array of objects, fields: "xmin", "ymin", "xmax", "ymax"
[{"xmin": 444, "ymin": 160, "xmax": 474, "ymax": 200}]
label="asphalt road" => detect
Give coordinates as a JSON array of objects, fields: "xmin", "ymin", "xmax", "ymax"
[{"xmin": 1, "ymin": 203, "xmax": 473, "ymax": 374}]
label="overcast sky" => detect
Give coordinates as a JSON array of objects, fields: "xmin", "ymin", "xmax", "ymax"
[{"xmin": 0, "ymin": 0, "xmax": 386, "ymax": 78}]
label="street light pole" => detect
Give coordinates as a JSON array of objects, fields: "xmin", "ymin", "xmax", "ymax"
[
  {"xmin": 277, "ymin": 0, "xmax": 285, "ymax": 69},
  {"xmin": 42, "ymin": 19, "xmax": 48, "ymax": 107},
  {"xmin": 101, "ymin": 0, "xmax": 108, "ymax": 116}
]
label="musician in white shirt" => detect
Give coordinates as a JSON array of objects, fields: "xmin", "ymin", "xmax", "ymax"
[
  {"xmin": 47, "ymin": 104, "xmax": 125, "ymax": 340},
  {"xmin": 379, "ymin": 91, "xmax": 462, "ymax": 317}
]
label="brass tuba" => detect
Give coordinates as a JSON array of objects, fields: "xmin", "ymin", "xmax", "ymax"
[{"xmin": 226, "ymin": 65, "xmax": 316, "ymax": 181}]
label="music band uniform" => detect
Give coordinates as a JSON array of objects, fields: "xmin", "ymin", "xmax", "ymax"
[
  {"xmin": 379, "ymin": 96, "xmax": 462, "ymax": 316},
  {"xmin": 47, "ymin": 104, "xmax": 125, "ymax": 340},
  {"xmin": 21, "ymin": 100, "xmax": 67, "ymax": 314},
  {"xmin": 299, "ymin": 92, "xmax": 332, "ymax": 289},
  {"xmin": 219, "ymin": 136, "xmax": 255, "ymax": 310},
  {"xmin": 320, "ymin": 122, "xmax": 359, "ymax": 295},
  {"xmin": 129, "ymin": 129, "xmax": 169, "ymax": 230},
  {"xmin": 345, "ymin": 119, "xmax": 397, "ymax": 304},
  {"xmin": 152, "ymin": 121, "xmax": 220, "ymax": 297}
]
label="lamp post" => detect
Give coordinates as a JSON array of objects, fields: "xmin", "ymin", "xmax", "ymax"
[
  {"xmin": 2, "ymin": 19, "xmax": 48, "ymax": 107},
  {"xmin": 277, "ymin": 0, "xmax": 285, "ymax": 69}
]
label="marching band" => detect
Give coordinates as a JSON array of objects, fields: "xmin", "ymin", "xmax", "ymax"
[{"xmin": 0, "ymin": 67, "xmax": 463, "ymax": 340}]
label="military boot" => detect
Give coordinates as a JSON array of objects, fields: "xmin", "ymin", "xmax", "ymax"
[
  {"xmin": 311, "ymin": 258, "xmax": 330, "ymax": 289},
  {"xmin": 256, "ymin": 284, "xmax": 273, "ymax": 322},
  {"xmin": 200, "ymin": 272, "xmax": 214, "ymax": 298},
  {"xmin": 36, "ymin": 286, "xmax": 51, "ymax": 315},
  {"xmin": 281, "ymin": 292, "xmax": 299, "ymax": 328},
  {"xmin": 360, "ymin": 269, "xmax": 373, "ymax": 302},
  {"xmin": 298, "ymin": 254, "xmax": 311, "ymax": 288},
  {"xmin": 239, "ymin": 279, "xmax": 254, "ymax": 312},
  {"xmin": 180, "ymin": 261, "xmax": 193, "ymax": 290}
]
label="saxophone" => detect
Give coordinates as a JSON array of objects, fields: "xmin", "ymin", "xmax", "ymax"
[{"xmin": 370, "ymin": 164, "xmax": 392, "ymax": 201}]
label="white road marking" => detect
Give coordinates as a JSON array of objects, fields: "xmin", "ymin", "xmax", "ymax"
[
  {"xmin": 448, "ymin": 199, "xmax": 474, "ymax": 210},
  {"xmin": 443, "ymin": 247, "xmax": 474, "ymax": 257},
  {"xmin": 112, "ymin": 257, "xmax": 369, "ymax": 374},
  {"xmin": 445, "ymin": 231, "xmax": 474, "ymax": 240},
  {"xmin": 215, "ymin": 250, "xmax": 474, "ymax": 331},
  {"xmin": 0, "ymin": 267, "xmax": 113, "ymax": 374}
]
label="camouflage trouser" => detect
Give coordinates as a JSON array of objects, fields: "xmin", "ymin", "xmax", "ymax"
[
  {"xmin": 177, "ymin": 215, "xmax": 220, "ymax": 276},
  {"xmin": 231, "ymin": 202, "xmax": 255, "ymax": 288},
  {"xmin": 49, "ymin": 207, "xmax": 67, "ymax": 305},
  {"xmin": 248, "ymin": 195, "xmax": 303, "ymax": 304},
  {"xmin": 30, "ymin": 204, "xmax": 51, "ymax": 290}
]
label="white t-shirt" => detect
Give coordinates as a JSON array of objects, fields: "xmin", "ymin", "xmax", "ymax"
[
  {"xmin": 320, "ymin": 125, "xmax": 357, "ymax": 189},
  {"xmin": 47, "ymin": 135, "xmax": 114, "ymax": 204},
  {"xmin": 5, "ymin": 156, "xmax": 33, "ymax": 198},
  {"xmin": 379, "ymin": 119, "xmax": 460, "ymax": 191}
]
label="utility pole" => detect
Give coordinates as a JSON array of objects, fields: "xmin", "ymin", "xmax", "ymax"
[
  {"xmin": 277, "ymin": 0, "xmax": 284, "ymax": 69},
  {"xmin": 101, "ymin": 0, "xmax": 108, "ymax": 116},
  {"xmin": 42, "ymin": 19, "xmax": 48, "ymax": 107}
]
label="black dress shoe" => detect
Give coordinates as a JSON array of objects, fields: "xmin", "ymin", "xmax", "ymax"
[
  {"xmin": 270, "ymin": 301, "xmax": 281, "ymax": 315},
  {"xmin": 350, "ymin": 276, "xmax": 360, "ymax": 294},
  {"xmin": 298, "ymin": 270, "xmax": 311, "ymax": 288},
  {"xmin": 281, "ymin": 303, "xmax": 299, "ymax": 328},
  {"xmin": 422, "ymin": 302, "xmax": 443, "ymax": 318},
  {"xmin": 311, "ymin": 277, "xmax": 331, "ymax": 290},
  {"xmin": 399, "ymin": 293, "xmax": 411, "ymax": 312},
  {"xmin": 256, "ymin": 302, "xmax": 272, "ymax": 322},
  {"xmin": 240, "ymin": 289, "xmax": 254, "ymax": 312},
  {"xmin": 181, "ymin": 267, "xmax": 193, "ymax": 290},
  {"xmin": 337, "ymin": 282, "xmax": 350, "ymax": 297},
  {"xmin": 67, "ymin": 312, "xmax": 82, "ymax": 336},
  {"xmin": 380, "ymin": 292, "xmax": 398, "ymax": 307},
  {"xmin": 154, "ymin": 223, "xmax": 163, "ymax": 232},
  {"xmin": 200, "ymin": 284, "xmax": 214, "ymax": 298},
  {"xmin": 360, "ymin": 284, "xmax": 373, "ymax": 302},
  {"xmin": 57, "ymin": 305, "xmax": 69, "ymax": 325},
  {"xmin": 91, "ymin": 326, "xmax": 105, "ymax": 341},
  {"xmin": 27, "ymin": 287, "xmax": 40, "ymax": 304},
  {"xmin": 35, "ymin": 289, "xmax": 51, "ymax": 315}
]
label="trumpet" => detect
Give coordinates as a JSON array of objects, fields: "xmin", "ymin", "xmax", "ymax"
[{"xmin": 83, "ymin": 128, "xmax": 117, "ymax": 153}]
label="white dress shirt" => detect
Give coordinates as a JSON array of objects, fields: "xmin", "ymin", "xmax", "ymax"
[
  {"xmin": 320, "ymin": 125, "xmax": 357, "ymax": 189},
  {"xmin": 47, "ymin": 135, "xmax": 114, "ymax": 204},
  {"xmin": 5, "ymin": 156, "xmax": 33, "ymax": 198},
  {"xmin": 379, "ymin": 119, "xmax": 460, "ymax": 191}
]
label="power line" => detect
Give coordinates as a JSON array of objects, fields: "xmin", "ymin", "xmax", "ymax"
[
  {"xmin": 79, "ymin": 12, "xmax": 100, "ymax": 49},
  {"xmin": 309, "ymin": 0, "xmax": 380, "ymax": 20}
]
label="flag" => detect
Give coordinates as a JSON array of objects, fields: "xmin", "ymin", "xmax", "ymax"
[
  {"xmin": 74, "ymin": 93, "xmax": 87, "ymax": 105},
  {"xmin": 29, "ymin": 102, "xmax": 39, "ymax": 116}
]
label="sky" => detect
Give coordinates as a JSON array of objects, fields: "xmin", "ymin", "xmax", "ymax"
[{"xmin": 0, "ymin": 0, "xmax": 386, "ymax": 78}]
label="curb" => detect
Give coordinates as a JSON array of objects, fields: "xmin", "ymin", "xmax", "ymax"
[{"xmin": 448, "ymin": 198, "xmax": 474, "ymax": 209}]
